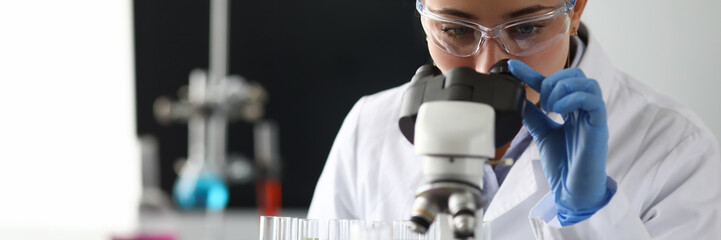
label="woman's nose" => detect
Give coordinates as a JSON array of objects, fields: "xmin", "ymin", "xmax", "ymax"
[{"xmin": 473, "ymin": 38, "xmax": 510, "ymax": 73}]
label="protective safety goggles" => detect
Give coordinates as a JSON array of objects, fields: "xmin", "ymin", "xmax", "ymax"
[{"xmin": 416, "ymin": 0, "xmax": 576, "ymax": 57}]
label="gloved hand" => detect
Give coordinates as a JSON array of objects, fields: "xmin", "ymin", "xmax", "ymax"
[
  {"xmin": 508, "ymin": 60, "xmax": 613, "ymax": 226},
  {"xmin": 173, "ymin": 172, "xmax": 229, "ymax": 211}
]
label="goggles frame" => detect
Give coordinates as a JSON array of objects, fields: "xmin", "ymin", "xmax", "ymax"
[{"xmin": 416, "ymin": 0, "xmax": 576, "ymax": 57}]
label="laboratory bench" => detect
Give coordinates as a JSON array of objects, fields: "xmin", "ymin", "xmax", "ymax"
[{"xmin": 139, "ymin": 208, "xmax": 308, "ymax": 240}]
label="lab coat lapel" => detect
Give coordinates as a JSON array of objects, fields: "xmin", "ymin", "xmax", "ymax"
[{"xmin": 484, "ymin": 141, "xmax": 550, "ymax": 221}]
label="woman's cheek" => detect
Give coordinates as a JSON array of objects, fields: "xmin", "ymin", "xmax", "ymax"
[
  {"xmin": 428, "ymin": 42, "xmax": 475, "ymax": 74},
  {"xmin": 517, "ymin": 37, "xmax": 570, "ymax": 76}
]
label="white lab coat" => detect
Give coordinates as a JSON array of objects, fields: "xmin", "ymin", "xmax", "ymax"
[{"xmin": 307, "ymin": 31, "xmax": 721, "ymax": 239}]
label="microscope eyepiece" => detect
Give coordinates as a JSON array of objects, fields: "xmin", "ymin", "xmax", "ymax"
[
  {"xmin": 411, "ymin": 64, "xmax": 442, "ymax": 82},
  {"xmin": 399, "ymin": 59, "xmax": 526, "ymax": 148},
  {"xmin": 488, "ymin": 59, "xmax": 512, "ymax": 75}
]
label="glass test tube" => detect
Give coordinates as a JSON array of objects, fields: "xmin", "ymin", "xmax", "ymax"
[
  {"xmin": 481, "ymin": 221, "xmax": 491, "ymax": 240},
  {"xmin": 327, "ymin": 219, "xmax": 362, "ymax": 240},
  {"xmin": 351, "ymin": 221, "xmax": 392, "ymax": 240},
  {"xmin": 259, "ymin": 216, "xmax": 295, "ymax": 240},
  {"xmin": 297, "ymin": 219, "xmax": 320, "ymax": 240},
  {"xmin": 393, "ymin": 220, "xmax": 421, "ymax": 240}
]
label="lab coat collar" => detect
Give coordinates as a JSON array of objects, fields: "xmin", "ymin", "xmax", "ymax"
[{"xmin": 483, "ymin": 140, "xmax": 549, "ymax": 221}]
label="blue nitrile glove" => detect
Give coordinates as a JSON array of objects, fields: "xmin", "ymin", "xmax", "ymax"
[
  {"xmin": 173, "ymin": 172, "xmax": 229, "ymax": 211},
  {"xmin": 508, "ymin": 60, "xmax": 613, "ymax": 226}
]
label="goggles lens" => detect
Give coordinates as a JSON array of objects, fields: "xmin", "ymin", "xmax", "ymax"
[{"xmin": 418, "ymin": 1, "xmax": 574, "ymax": 57}]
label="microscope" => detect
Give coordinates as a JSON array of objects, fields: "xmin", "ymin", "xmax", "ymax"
[{"xmin": 399, "ymin": 60, "xmax": 526, "ymax": 239}]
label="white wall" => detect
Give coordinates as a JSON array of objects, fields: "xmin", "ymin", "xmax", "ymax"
[
  {"xmin": 582, "ymin": 0, "xmax": 721, "ymax": 145},
  {"xmin": 0, "ymin": 1, "xmax": 139, "ymax": 239}
]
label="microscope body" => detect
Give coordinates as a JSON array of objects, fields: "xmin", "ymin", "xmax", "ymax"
[
  {"xmin": 413, "ymin": 101, "xmax": 495, "ymax": 239},
  {"xmin": 399, "ymin": 60, "xmax": 526, "ymax": 239}
]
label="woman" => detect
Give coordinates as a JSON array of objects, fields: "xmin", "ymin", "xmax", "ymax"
[{"xmin": 308, "ymin": 0, "xmax": 721, "ymax": 238}]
